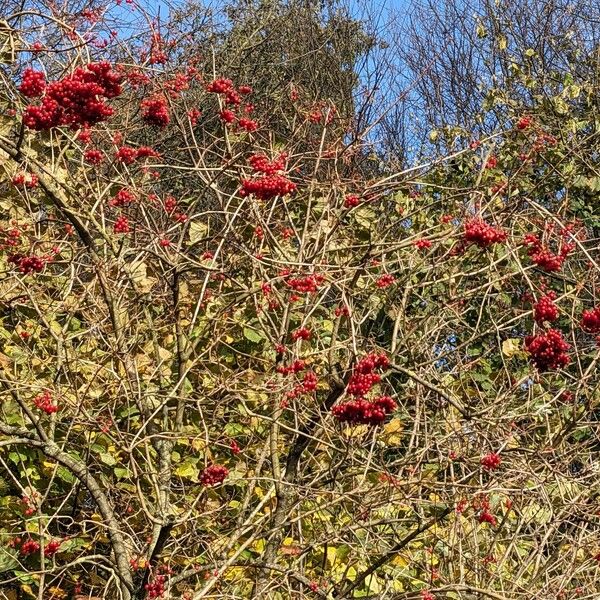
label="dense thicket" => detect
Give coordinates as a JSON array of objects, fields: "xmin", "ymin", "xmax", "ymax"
[{"xmin": 0, "ymin": 1, "xmax": 598, "ymax": 599}]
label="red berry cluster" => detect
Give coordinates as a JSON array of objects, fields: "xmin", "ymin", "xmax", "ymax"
[
  {"xmin": 18, "ymin": 68, "xmax": 46, "ymax": 97},
  {"xmin": 147, "ymin": 34, "xmax": 168, "ymax": 65},
  {"xmin": 286, "ymin": 273, "xmax": 324, "ymax": 293},
  {"xmin": 533, "ymin": 292, "xmax": 559, "ymax": 323},
  {"xmin": 414, "ymin": 239, "xmax": 432, "ymax": 250},
  {"xmin": 481, "ymin": 452, "xmax": 502, "ymax": 470},
  {"xmin": 240, "ymin": 174, "xmax": 296, "ymax": 199},
  {"xmin": 207, "ymin": 78, "xmax": 255, "ymax": 128},
  {"xmin": 23, "ymin": 62, "xmax": 122, "ymax": 130},
  {"xmin": 115, "ymin": 146, "xmax": 138, "ymax": 164},
  {"xmin": 207, "ymin": 78, "xmax": 237, "ymax": 102},
  {"xmin": 344, "ymin": 194, "xmax": 360, "ymax": 208},
  {"xmin": 516, "ymin": 115, "xmax": 532, "ymax": 130},
  {"xmin": 581, "ymin": 306, "xmax": 600, "ymax": 334},
  {"xmin": 141, "ymin": 96, "xmax": 170, "ymax": 127},
  {"xmin": 523, "ymin": 233, "xmax": 574, "ymax": 272},
  {"xmin": 165, "ymin": 72, "xmax": 191, "ymax": 98},
  {"xmin": 84, "ymin": 149, "xmax": 104, "ymax": 164},
  {"xmin": 220, "ymin": 109, "xmax": 236, "ymax": 124},
  {"xmin": 346, "ymin": 353, "xmax": 389, "ymax": 397},
  {"xmin": 8, "ymin": 253, "xmax": 45, "ymax": 274},
  {"xmin": 292, "ymin": 327, "xmax": 311, "ymax": 341},
  {"xmin": 21, "ymin": 495, "xmax": 37, "ymax": 516},
  {"xmin": 125, "ymin": 68, "xmax": 151, "ymax": 87},
  {"xmin": 11, "ymin": 171, "xmax": 39, "ymax": 189},
  {"xmin": 332, "ymin": 396, "xmax": 396, "ymax": 425},
  {"xmin": 0, "ymin": 225, "xmax": 23, "ymax": 249},
  {"xmin": 478, "ymin": 509, "xmax": 497, "ymax": 526},
  {"xmin": 114, "ymin": 215, "xmax": 130, "ymax": 234},
  {"xmin": 130, "ymin": 145, "xmax": 161, "ymax": 161},
  {"xmin": 110, "ymin": 188, "xmax": 136, "ymax": 207},
  {"xmin": 238, "ymin": 117, "xmax": 258, "ymax": 132},
  {"xmin": 376, "ymin": 274, "xmax": 395, "ymax": 288},
  {"xmin": 335, "ymin": 305, "xmax": 350, "ymax": 317},
  {"xmin": 33, "ymin": 390, "xmax": 59, "ymax": 414},
  {"xmin": 421, "ymin": 591, "xmax": 436, "ymax": 600},
  {"xmin": 464, "ymin": 218, "xmax": 507, "ymax": 248},
  {"xmin": 145, "ymin": 575, "xmax": 166, "ymax": 599},
  {"xmin": 485, "ymin": 156, "xmax": 498, "ymax": 169},
  {"xmin": 276, "ymin": 359, "xmax": 306, "ymax": 376},
  {"xmin": 44, "ymin": 539, "xmax": 62, "ymax": 556},
  {"xmin": 199, "ymin": 464, "xmax": 228, "ymax": 486},
  {"xmin": 525, "ymin": 329, "xmax": 570, "ymax": 370},
  {"xmin": 249, "ymin": 153, "xmax": 288, "ymax": 174},
  {"xmin": 19, "ymin": 538, "xmax": 41, "ymax": 556},
  {"xmin": 240, "ymin": 153, "xmax": 295, "ymax": 199},
  {"xmin": 286, "ymin": 370, "xmax": 318, "ymax": 399}
]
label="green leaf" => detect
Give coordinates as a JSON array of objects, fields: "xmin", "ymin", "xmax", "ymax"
[
  {"xmin": 243, "ymin": 327, "xmax": 264, "ymax": 343},
  {"xmin": 99, "ymin": 453, "xmax": 117, "ymax": 467},
  {"xmin": 114, "ymin": 467, "xmax": 130, "ymax": 479},
  {"xmin": 175, "ymin": 461, "xmax": 199, "ymax": 480}
]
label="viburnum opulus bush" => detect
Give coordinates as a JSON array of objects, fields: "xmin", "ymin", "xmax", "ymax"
[{"xmin": 0, "ymin": 2, "xmax": 599, "ymax": 600}]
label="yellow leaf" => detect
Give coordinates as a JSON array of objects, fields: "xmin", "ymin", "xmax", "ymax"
[
  {"xmin": 342, "ymin": 425, "xmax": 369, "ymax": 438},
  {"xmin": 502, "ymin": 338, "xmax": 521, "ymax": 358},
  {"xmin": 392, "ymin": 555, "xmax": 409, "ymax": 567},
  {"xmin": 20, "ymin": 585, "xmax": 36, "ymax": 598},
  {"xmin": 384, "ymin": 418, "xmax": 403, "ymax": 434}
]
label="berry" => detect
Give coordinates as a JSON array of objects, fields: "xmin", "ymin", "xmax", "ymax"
[
  {"xmin": 219, "ymin": 109, "xmax": 236, "ymax": 124},
  {"xmin": 188, "ymin": 108, "xmax": 202, "ymax": 125},
  {"xmin": 481, "ymin": 453, "xmax": 502, "ymax": 470},
  {"xmin": 115, "ymin": 145, "xmax": 137, "ymax": 164},
  {"xmin": 206, "ymin": 78, "xmax": 234, "ymax": 94},
  {"xmin": 110, "ymin": 188, "xmax": 136, "ymax": 207},
  {"xmin": 33, "ymin": 390, "xmax": 59, "ymax": 414},
  {"xmin": 581, "ymin": 306, "xmax": 600, "ymax": 334},
  {"xmin": 516, "ymin": 116, "xmax": 532, "ymax": 130},
  {"xmin": 376, "ymin": 274, "xmax": 395, "ymax": 288},
  {"xmin": 238, "ymin": 117, "xmax": 258, "ymax": 132},
  {"xmin": 199, "ymin": 464, "xmax": 228, "ymax": 486},
  {"xmin": 464, "ymin": 218, "xmax": 506, "ymax": 248},
  {"xmin": 114, "ymin": 215, "xmax": 130, "ymax": 234},
  {"xmin": 18, "ymin": 68, "xmax": 46, "ymax": 97},
  {"xmin": 533, "ymin": 292, "xmax": 559, "ymax": 323},
  {"xmin": 414, "ymin": 238, "xmax": 432, "ymax": 250},
  {"xmin": 525, "ymin": 329, "xmax": 570, "ymax": 370},
  {"xmin": 141, "ymin": 96, "xmax": 170, "ymax": 127},
  {"xmin": 145, "ymin": 574, "xmax": 166, "ymax": 598},
  {"xmin": 523, "ymin": 233, "xmax": 574, "ymax": 272},
  {"xmin": 12, "ymin": 171, "xmax": 38, "ymax": 189},
  {"xmin": 346, "ymin": 353, "xmax": 389, "ymax": 397},
  {"xmin": 84, "ymin": 149, "xmax": 104, "ymax": 164},
  {"xmin": 291, "ymin": 327, "xmax": 311, "ymax": 341},
  {"xmin": 344, "ymin": 194, "xmax": 360, "ymax": 208},
  {"xmin": 478, "ymin": 509, "xmax": 497, "ymax": 526},
  {"xmin": 135, "ymin": 146, "xmax": 160, "ymax": 159},
  {"xmin": 23, "ymin": 61, "xmax": 122, "ymax": 130},
  {"xmin": 8, "ymin": 253, "xmax": 45, "ymax": 274},
  {"xmin": 285, "ymin": 273, "xmax": 324, "ymax": 294},
  {"xmin": 44, "ymin": 540, "xmax": 62, "ymax": 556},
  {"xmin": 20, "ymin": 538, "xmax": 40, "ymax": 556},
  {"xmin": 332, "ymin": 396, "xmax": 396, "ymax": 426}
]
